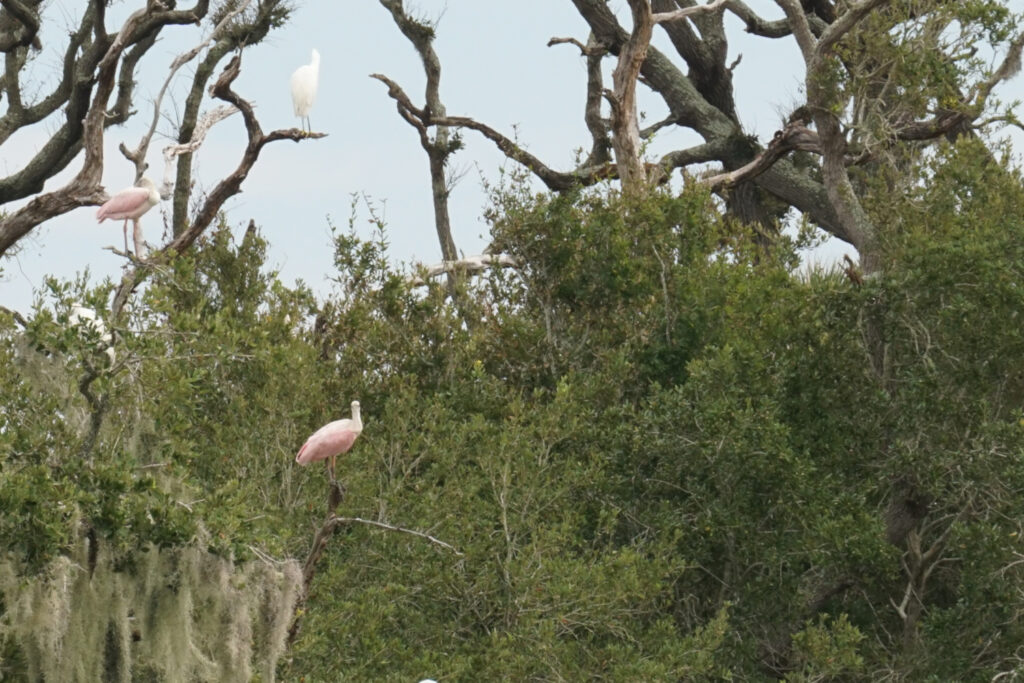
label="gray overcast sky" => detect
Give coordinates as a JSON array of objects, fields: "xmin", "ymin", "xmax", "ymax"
[{"xmin": 2, "ymin": 2, "xmax": 1021, "ymax": 313}]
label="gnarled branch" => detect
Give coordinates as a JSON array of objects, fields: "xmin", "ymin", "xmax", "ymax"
[
  {"xmin": 372, "ymin": 73, "xmax": 616, "ymax": 192},
  {"xmin": 700, "ymin": 120, "xmax": 820, "ymax": 191},
  {"xmin": 378, "ymin": 0, "xmax": 459, "ymax": 262},
  {"xmin": 0, "ymin": 1, "xmax": 212, "ymax": 256},
  {"xmin": 120, "ymin": 0, "xmax": 254, "ymax": 185}
]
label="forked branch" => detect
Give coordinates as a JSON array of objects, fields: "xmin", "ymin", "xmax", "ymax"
[
  {"xmin": 372, "ymin": 73, "xmax": 616, "ymax": 191},
  {"xmin": 0, "ymin": 1, "xmax": 211, "ymax": 256}
]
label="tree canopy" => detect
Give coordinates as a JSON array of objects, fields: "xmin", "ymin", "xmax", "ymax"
[{"xmin": 2, "ymin": 1, "xmax": 1024, "ymax": 680}]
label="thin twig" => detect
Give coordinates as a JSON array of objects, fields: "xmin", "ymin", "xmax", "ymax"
[{"xmin": 332, "ymin": 516, "xmax": 463, "ymax": 555}]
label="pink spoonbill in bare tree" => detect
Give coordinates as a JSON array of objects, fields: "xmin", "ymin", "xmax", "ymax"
[
  {"xmin": 296, "ymin": 400, "xmax": 362, "ymax": 481},
  {"xmin": 96, "ymin": 176, "xmax": 161, "ymax": 258}
]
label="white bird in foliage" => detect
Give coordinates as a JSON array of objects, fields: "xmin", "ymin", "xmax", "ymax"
[
  {"xmin": 96, "ymin": 176, "xmax": 160, "ymax": 258},
  {"xmin": 290, "ymin": 48, "xmax": 320, "ymax": 132},
  {"xmin": 69, "ymin": 303, "xmax": 115, "ymax": 364}
]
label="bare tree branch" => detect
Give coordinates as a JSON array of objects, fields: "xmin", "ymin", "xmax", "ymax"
[
  {"xmin": 582, "ymin": 34, "xmax": 613, "ymax": 166},
  {"xmin": 0, "ymin": 2, "xmax": 210, "ymax": 207},
  {"xmin": 371, "ymin": 73, "xmax": 616, "ymax": 191},
  {"xmin": 780, "ymin": 0, "xmax": 817, "ymax": 61},
  {"xmin": 0, "ymin": 2, "xmax": 211, "ymax": 257},
  {"xmin": 0, "ymin": 10, "xmax": 91, "ymax": 142},
  {"xmin": 170, "ymin": 0, "xmax": 286, "ymax": 237},
  {"xmin": 378, "ymin": 0, "xmax": 459, "ymax": 262},
  {"xmin": 653, "ymin": 0, "xmax": 736, "ymax": 121},
  {"xmin": 723, "ymin": 0, "xmax": 795, "ymax": 38},
  {"xmin": 777, "ymin": 0, "xmax": 878, "ymax": 266},
  {"xmin": 817, "ymin": 0, "xmax": 891, "ymax": 56},
  {"xmin": 119, "ymin": 0, "xmax": 254, "ymax": 184},
  {"xmin": 332, "ymin": 516, "xmax": 463, "ymax": 555},
  {"xmin": 408, "ymin": 253, "xmax": 520, "ymax": 287},
  {"xmin": 548, "ymin": 32, "xmax": 613, "ymax": 167},
  {"xmin": 0, "ymin": 0, "xmax": 42, "ymax": 50},
  {"xmin": 547, "ymin": 35, "xmax": 606, "ymax": 57},
  {"xmin": 656, "ymin": 139, "xmax": 729, "ymax": 175},
  {"xmin": 651, "ymin": 0, "xmax": 727, "ymax": 25},
  {"xmin": 700, "ymin": 120, "xmax": 819, "ymax": 190},
  {"xmin": 159, "ymin": 104, "xmax": 238, "ymax": 192},
  {"xmin": 639, "ymin": 112, "xmax": 680, "ymax": 140},
  {"xmin": 572, "ymin": 0, "xmax": 852, "ymax": 238},
  {"xmin": 608, "ymin": 0, "xmax": 657, "ymax": 193}
]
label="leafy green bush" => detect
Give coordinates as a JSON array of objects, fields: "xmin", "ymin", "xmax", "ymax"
[{"xmin": 3, "ymin": 142, "xmax": 1024, "ymax": 679}]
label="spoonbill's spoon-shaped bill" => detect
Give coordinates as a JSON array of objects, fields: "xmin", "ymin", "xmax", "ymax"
[
  {"xmin": 290, "ymin": 48, "xmax": 320, "ymax": 133},
  {"xmin": 96, "ymin": 177, "xmax": 160, "ymax": 258}
]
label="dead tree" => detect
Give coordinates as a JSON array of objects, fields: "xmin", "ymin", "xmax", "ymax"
[
  {"xmin": 372, "ymin": 0, "xmax": 1023, "ymax": 273},
  {"xmin": 0, "ymin": 0, "xmax": 306, "ymax": 260},
  {"xmin": 0, "ymin": 1, "xmax": 209, "ymax": 256},
  {"xmin": 376, "ymin": 0, "xmax": 459, "ymax": 263}
]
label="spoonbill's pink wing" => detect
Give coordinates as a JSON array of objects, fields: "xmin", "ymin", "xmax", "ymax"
[
  {"xmin": 296, "ymin": 419, "xmax": 359, "ymax": 465},
  {"xmin": 97, "ymin": 187, "xmax": 152, "ymax": 222}
]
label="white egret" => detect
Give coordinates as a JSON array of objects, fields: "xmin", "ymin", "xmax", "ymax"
[
  {"xmin": 69, "ymin": 304, "xmax": 115, "ymax": 364},
  {"xmin": 290, "ymin": 48, "xmax": 320, "ymax": 133}
]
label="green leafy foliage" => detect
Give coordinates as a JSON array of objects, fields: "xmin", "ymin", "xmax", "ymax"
[{"xmin": 3, "ymin": 142, "xmax": 1024, "ymax": 679}]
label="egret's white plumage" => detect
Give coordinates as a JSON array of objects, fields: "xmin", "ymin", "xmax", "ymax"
[
  {"xmin": 69, "ymin": 303, "xmax": 115, "ymax": 363},
  {"xmin": 96, "ymin": 176, "xmax": 160, "ymax": 257},
  {"xmin": 290, "ymin": 48, "xmax": 320, "ymax": 132}
]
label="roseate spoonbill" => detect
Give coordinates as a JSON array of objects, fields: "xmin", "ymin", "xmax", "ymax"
[
  {"xmin": 96, "ymin": 176, "xmax": 160, "ymax": 258},
  {"xmin": 290, "ymin": 48, "xmax": 320, "ymax": 132},
  {"xmin": 296, "ymin": 400, "xmax": 362, "ymax": 481}
]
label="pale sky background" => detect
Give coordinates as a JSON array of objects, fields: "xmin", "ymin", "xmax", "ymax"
[{"xmin": 1, "ymin": 1, "xmax": 1022, "ymax": 314}]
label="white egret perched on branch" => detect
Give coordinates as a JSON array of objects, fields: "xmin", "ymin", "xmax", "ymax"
[
  {"xmin": 96, "ymin": 177, "xmax": 160, "ymax": 258},
  {"xmin": 290, "ymin": 48, "xmax": 320, "ymax": 133}
]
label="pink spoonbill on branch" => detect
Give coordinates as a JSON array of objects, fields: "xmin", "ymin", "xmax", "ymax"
[
  {"xmin": 296, "ymin": 400, "xmax": 362, "ymax": 482},
  {"xmin": 96, "ymin": 176, "xmax": 161, "ymax": 258}
]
